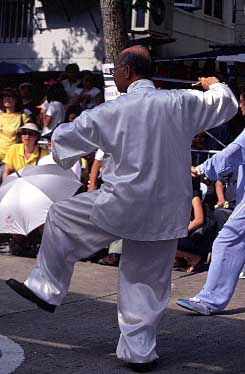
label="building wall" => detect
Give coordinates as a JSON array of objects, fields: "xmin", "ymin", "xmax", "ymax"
[
  {"xmin": 235, "ymin": 0, "xmax": 245, "ymax": 43},
  {"xmin": 159, "ymin": 3, "xmax": 235, "ymax": 57},
  {"xmin": 0, "ymin": 0, "xmax": 104, "ymax": 71},
  {"xmin": 0, "ymin": 1, "xmax": 240, "ymax": 71}
]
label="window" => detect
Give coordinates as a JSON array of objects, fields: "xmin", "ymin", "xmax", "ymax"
[
  {"xmin": 204, "ymin": 0, "xmax": 223, "ymax": 19},
  {"xmin": 204, "ymin": 0, "xmax": 212, "ymax": 16},
  {"xmin": 0, "ymin": 0, "xmax": 34, "ymax": 43}
]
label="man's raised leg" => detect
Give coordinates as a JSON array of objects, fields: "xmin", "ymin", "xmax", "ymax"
[{"xmin": 7, "ymin": 190, "xmax": 119, "ymax": 309}]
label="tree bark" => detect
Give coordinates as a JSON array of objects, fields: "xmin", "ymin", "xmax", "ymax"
[{"xmin": 100, "ymin": 0, "xmax": 128, "ymax": 63}]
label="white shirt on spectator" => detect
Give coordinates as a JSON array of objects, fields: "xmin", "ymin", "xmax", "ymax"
[
  {"xmin": 45, "ymin": 101, "xmax": 66, "ymax": 131},
  {"xmin": 74, "ymin": 87, "xmax": 101, "ymax": 108},
  {"xmin": 62, "ymin": 79, "xmax": 81, "ymax": 103}
]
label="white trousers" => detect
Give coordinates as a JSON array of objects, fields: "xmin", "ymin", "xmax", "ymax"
[{"xmin": 25, "ymin": 190, "xmax": 177, "ymax": 363}]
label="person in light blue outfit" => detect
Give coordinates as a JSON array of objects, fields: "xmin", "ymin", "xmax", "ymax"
[{"xmin": 176, "ymin": 128, "xmax": 245, "ymax": 315}]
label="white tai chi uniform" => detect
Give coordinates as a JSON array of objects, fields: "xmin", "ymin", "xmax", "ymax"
[{"xmin": 24, "ymin": 79, "xmax": 237, "ymax": 363}]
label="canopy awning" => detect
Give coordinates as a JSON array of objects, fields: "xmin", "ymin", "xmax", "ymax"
[{"xmin": 154, "ymin": 45, "xmax": 245, "ymax": 63}]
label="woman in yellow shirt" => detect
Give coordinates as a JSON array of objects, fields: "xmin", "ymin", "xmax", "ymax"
[
  {"xmin": 0, "ymin": 88, "xmax": 31, "ymax": 178},
  {"xmin": 2, "ymin": 123, "xmax": 48, "ymax": 182}
]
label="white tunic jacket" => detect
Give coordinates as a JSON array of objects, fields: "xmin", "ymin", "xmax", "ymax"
[{"xmin": 52, "ymin": 79, "xmax": 238, "ymax": 241}]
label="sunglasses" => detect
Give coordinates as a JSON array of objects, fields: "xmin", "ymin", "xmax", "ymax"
[{"xmin": 22, "ymin": 130, "xmax": 37, "ymax": 136}]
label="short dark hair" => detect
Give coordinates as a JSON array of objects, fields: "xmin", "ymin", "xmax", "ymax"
[
  {"xmin": 117, "ymin": 49, "xmax": 152, "ymax": 78},
  {"xmin": 240, "ymin": 92, "xmax": 245, "ymax": 100},
  {"xmin": 47, "ymin": 82, "xmax": 68, "ymax": 104},
  {"xmin": 65, "ymin": 63, "xmax": 79, "ymax": 73},
  {"xmin": 0, "ymin": 87, "xmax": 23, "ymax": 112}
]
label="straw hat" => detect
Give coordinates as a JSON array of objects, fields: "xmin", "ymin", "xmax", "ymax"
[{"xmin": 17, "ymin": 123, "xmax": 41, "ymax": 134}]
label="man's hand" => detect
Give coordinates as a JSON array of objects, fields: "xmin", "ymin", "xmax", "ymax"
[
  {"xmin": 198, "ymin": 76, "xmax": 220, "ymax": 91},
  {"xmin": 191, "ymin": 166, "xmax": 198, "ymax": 177}
]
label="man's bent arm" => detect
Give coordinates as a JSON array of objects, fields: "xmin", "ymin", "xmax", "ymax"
[
  {"xmin": 52, "ymin": 111, "xmax": 100, "ymax": 169},
  {"xmin": 196, "ymin": 142, "xmax": 245, "ymax": 180},
  {"xmin": 185, "ymin": 83, "xmax": 238, "ymax": 135}
]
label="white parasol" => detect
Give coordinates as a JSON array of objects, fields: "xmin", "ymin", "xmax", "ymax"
[{"xmin": 0, "ymin": 164, "xmax": 81, "ymax": 236}]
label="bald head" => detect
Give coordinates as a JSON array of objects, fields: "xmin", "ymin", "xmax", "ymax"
[{"xmin": 116, "ymin": 45, "xmax": 152, "ymax": 79}]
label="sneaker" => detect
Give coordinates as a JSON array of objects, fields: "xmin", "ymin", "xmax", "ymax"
[
  {"xmin": 239, "ymin": 271, "xmax": 245, "ymax": 279},
  {"xmin": 176, "ymin": 297, "xmax": 212, "ymax": 316}
]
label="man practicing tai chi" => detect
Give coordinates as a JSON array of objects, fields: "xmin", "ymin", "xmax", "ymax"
[
  {"xmin": 6, "ymin": 46, "xmax": 238, "ymax": 372},
  {"xmin": 177, "ymin": 128, "xmax": 245, "ymax": 316}
]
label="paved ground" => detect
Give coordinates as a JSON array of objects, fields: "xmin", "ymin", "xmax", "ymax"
[{"xmin": 0, "ymin": 254, "xmax": 244, "ymax": 374}]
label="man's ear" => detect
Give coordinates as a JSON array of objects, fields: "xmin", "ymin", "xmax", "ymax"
[{"xmin": 124, "ymin": 64, "xmax": 133, "ymax": 80}]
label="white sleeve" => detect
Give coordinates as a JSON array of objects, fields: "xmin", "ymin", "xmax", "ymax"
[
  {"xmin": 182, "ymin": 83, "xmax": 238, "ymax": 135},
  {"xmin": 46, "ymin": 103, "xmax": 55, "ymax": 117},
  {"xmin": 52, "ymin": 111, "xmax": 101, "ymax": 169}
]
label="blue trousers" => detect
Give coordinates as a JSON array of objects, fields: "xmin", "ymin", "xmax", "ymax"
[{"xmin": 196, "ymin": 204, "xmax": 245, "ymax": 311}]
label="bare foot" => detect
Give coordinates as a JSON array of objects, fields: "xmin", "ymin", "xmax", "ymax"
[{"xmin": 186, "ymin": 255, "xmax": 202, "ymax": 273}]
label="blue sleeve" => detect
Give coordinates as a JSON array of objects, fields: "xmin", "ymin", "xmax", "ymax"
[{"xmin": 202, "ymin": 143, "xmax": 245, "ymax": 180}]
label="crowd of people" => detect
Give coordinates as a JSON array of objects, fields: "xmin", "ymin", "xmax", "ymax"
[{"xmin": 0, "ymin": 64, "xmax": 103, "ymax": 254}]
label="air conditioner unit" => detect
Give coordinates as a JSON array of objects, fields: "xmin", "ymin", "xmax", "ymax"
[
  {"xmin": 131, "ymin": 0, "xmax": 174, "ymax": 38},
  {"xmin": 174, "ymin": 0, "xmax": 202, "ymax": 10}
]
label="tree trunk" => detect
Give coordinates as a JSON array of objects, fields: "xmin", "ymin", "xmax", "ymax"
[{"xmin": 100, "ymin": 0, "xmax": 128, "ymax": 63}]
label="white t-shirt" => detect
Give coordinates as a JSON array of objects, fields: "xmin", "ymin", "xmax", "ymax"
[
  {"xmin": 74, "ymin": 87, "xmax": 101, "ymax": 108},
  {"xmin": 62, "ymin": 79, "xmax": 81, "ymax": 103},
  {"xmin": 45, "ymin": 101, "xmax": 66, "ymax": 130}
]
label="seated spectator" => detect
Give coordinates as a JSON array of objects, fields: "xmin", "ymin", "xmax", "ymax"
[
  {"xmin": 60, "ymin": 63, "xmax": 81, "ymax": 104},
  {"xmin": 175, "ymin": 178, "xmax": 207, "ymax": 273},
  {"xmin": 98, "ymin": 239, "xmax": 122, "ymax": 267},
  {"xmin": 191, "ymin": 132, "xmax": 209, "ymax": 165},
  {"xmin": 73, "ymin": 71, "xmax": 103, "ymax": 109},
  {"xmin": 42, "ymin": 82, "xmax": 68, "ymax": 134},
  {"xmin": 0, "ymin": 87, "xmax": 31, "ymax": 180},
  {"xmin": 2, "ymin": 123, "xmax": 48, "ymax": 182},
  {"xmin": 19, "ymin": 82, "xmax": 39, "ymax": 122}
]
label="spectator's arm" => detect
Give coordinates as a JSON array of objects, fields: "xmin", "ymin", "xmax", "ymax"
[
  {"xmin": 2, "ymin": 164, "xmax": 12, "ymax": 182},
  {"xmin": 87, "ymin": 159, "xmax": 102, "ymax": 191},
  {"xmin": 43, "ymin": 114, "xmax": 52, "ymax": 128},
  {"xmin": 188, "ymin": 196, "xmax": 205, "ymax": 234},
  {"xmin": 215, "ymin": 180, "xmax": 226, "ymax": 207}
]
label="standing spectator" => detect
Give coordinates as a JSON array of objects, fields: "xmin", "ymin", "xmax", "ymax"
[
  {"xmin": 73, "ymin": 71, "xmax": 103, "ymax": 109},
  {"xmin": 42, "ymin": 83, "xmax": 68, "ymax": 134},
  {"xmin": 19, "ymin": 82, "xmax": 39, "ymax": 122},
  {"xmin": 61, "ymin": 63, "xmax": 81, "ymax": 104},
  {"xmin": 0, "ymin": 88, "xmax": 30, "ymax": 180}
]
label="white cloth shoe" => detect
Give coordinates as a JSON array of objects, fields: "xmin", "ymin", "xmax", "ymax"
[
  {"xmin": 239, "ymin": 271, "xmax": 245, "ymax": 279},
  {"xmin": 176, "ymin": 297, "xmax": 212, "ymax": 316}
]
